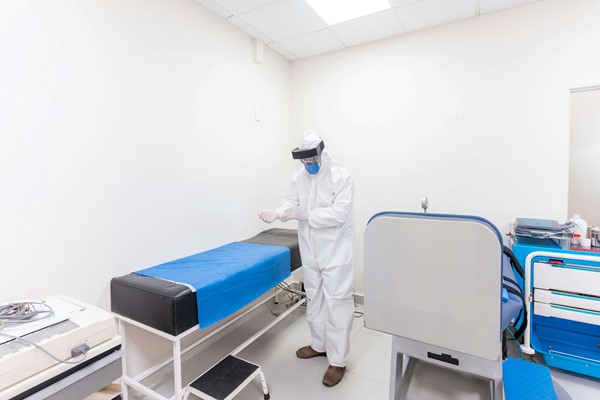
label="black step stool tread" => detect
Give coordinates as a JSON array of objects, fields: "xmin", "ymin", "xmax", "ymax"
[{"xmin": 190, "ymin": 355, "xmax": 259, "ymax": 400}]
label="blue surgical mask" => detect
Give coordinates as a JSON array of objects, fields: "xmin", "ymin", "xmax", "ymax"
[{"xmin": 304, "ymin": 161, "xmax": 320, "ymax": 175}]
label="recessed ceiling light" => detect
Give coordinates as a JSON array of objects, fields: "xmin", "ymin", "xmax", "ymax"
[{"xmin": 305, "ymin": 0, "xmax": 391, "ymax": 25}]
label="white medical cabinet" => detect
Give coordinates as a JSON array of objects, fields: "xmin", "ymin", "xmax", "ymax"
[{"xmin": 513, "ymin": 241, "xmax": 600, "ymax": 379}]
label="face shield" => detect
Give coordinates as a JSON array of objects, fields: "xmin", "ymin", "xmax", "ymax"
[
  {"xmin": 292, "ymin": 140, "xmax": 324, "ymax": 175},
  {"xmin": 291, "ymin": 140, "xmax": 325, "ymax": 161}
]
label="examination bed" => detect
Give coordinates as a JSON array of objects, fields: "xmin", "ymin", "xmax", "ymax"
[
  {"xmin": 111, "ymin": 228, "xmax": 301, "ymax": 336},
  {"xmin": 110, "ymin": 228, "xmax": 302, "ymax": 400},
  {"xmin": 364, "ymin": 212, "xmax": 557, "ymax": 400}
]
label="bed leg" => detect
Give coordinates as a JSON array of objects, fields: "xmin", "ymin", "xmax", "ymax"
[
  {"xmin": 119, "ymin": 319, "xmax": 129, "ymax": 400},
  {"xmin": 259, "ymin": 369, "xmax": 270, "ymax": 400},
  {"xmin": 174, "ymin": 339, "xmax": 183, "ymax": 399}
]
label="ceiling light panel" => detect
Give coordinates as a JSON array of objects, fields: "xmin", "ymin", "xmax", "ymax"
[
  {"xmin": 330, "ymin": 9, "xmax": 405, "ymax": 47},
  {"xmin": 305, "ymin": 0, "xmax": 391, "ymax": 25}
]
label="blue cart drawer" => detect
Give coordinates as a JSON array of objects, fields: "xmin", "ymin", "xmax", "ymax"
[
  {"xmin": 531, "ymin": 314, "xmax": 600, "ymax": 379},
  {"xmin": 534, "ymin": 302, "xmax": 600, "ymax": 325},
  {"xmin": 535, "ymin": 289, "xmax": 600, "ymax": 313},
  {"xmin": 533, "ymin": 261, "xmax": 600, "ymax": 295}
]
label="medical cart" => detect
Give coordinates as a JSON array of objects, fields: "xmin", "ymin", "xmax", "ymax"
[{"xmin": 513, "ymin": 240, "xmax": 600, "ymax": 379}]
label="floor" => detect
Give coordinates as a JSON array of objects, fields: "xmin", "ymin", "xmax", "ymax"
[{"xmin": 178, "ymin": 302, "xmax": 600, "ymax": 400}]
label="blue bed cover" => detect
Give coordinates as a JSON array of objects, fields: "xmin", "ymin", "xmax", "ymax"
[{"xmin": 135, "ymin": 242, "xmax": 291, "ymax": 329}]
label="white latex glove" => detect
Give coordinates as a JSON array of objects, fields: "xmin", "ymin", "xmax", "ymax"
[
  {"xmin": 258, "ymin": 209, "xmax": 281, "ymax": 223},
  {"xmin": 283, "ymin": 208, "xmax": 308, "ymax": 222}
]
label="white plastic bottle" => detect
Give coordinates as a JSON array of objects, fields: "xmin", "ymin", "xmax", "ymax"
[{"xmin": 570, "ymin": 213, "xmax": 588, "ymax": 239}]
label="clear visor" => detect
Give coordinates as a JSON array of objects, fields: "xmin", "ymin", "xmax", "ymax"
[{"xmin": 300, "ymin": 156, "xmax": 320, "ymax": 165}]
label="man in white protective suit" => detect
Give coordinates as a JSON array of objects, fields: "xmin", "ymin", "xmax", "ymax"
[{"xmin": 258, "ymin": 130, "xmax": 355, "ymax": 387}]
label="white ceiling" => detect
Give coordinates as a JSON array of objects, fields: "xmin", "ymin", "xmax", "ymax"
[{"xmin": 194, "ymin": 0, "xmax": 542, "ymax": 61}]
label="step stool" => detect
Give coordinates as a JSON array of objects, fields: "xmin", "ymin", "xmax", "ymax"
[
  {"xmin": 502, "ymin": 357, "xmax": 558, "ymax": 400},
  {"xmin": 187, "ymin": 355, "xmax": 270, "ymax": 400}
]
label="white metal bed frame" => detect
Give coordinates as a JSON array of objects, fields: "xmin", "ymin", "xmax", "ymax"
[{"xmin": 115, "ymin": 288, "xmax": 305, "ymax": 400}]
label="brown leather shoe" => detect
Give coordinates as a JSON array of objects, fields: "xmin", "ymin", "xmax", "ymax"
[
  {"xmin": 296, "ymin": 345, "xmax": 326, "ymax": 359},
  {"xmin": 322, "ymin": 365, "xmax": 346, "ymax": 387}
]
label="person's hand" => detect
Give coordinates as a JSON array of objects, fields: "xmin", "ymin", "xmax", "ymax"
[
  {"xmin": 258, "ymin": 209, "xmax": 281, "ymax": 223},
  {"xmin": 283, "ymin": 208, "xmax": 308, "ymax": 221}
]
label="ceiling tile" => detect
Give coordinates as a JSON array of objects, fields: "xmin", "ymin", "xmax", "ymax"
[
  {"xmin": 330, "ymin": 9, "xmax": 405, "ymax": 47},
  {"xmin": 276, "ymin": 29, "xmax": 345, "ymax": 59},
  {"xmin": 267, "ymin": 42, "xmax": 298, "ymax": 61},
  {"xmin": 194, "ymin": 0, "xmax": 233, "ymax": 19},
  {"xmin": 212, "ymin": 0, "xmax": 279, "ymax": 15},
  {"xmin": 236, "ymin": 0, "xmax": 326, "ymax": 42},
  {"xmin": 394, "ymin": 0, "xmax": 477, "ymax": 32},
  {"xmin": 227, "ymin": 16, "xmax": 272, "ymax": 43},
  {"xmin": 198, "ymin": 0, "xmax": 543, "ymax": 61},
  {"xmin": 479, "ymin": 0, "xmax": 541, "ymax": 15}
]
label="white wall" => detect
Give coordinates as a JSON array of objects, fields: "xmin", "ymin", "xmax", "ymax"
[
  {"xmin": 290, "ymin": 0, "xmax": 600, "ymax": 294},
  {"xmin": 569, "ymin": 88, "xmax": 600, "ymax": 226},
  {"xmin": 3, "ymin": 0, "xmax": 600, "ymax": 307},
  {"xmin": 0, "ymin": 0, "xmax": 291, "ymax": 309}
]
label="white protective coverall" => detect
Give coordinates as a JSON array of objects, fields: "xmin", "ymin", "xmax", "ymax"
[{"xmin": 277, "ymin": 131, "xmax": 355, "ymax": 367}]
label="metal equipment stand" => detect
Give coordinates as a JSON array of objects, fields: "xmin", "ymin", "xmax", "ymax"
[
  {"xmin": 364, "ymin": 213, "xmax": 506, "ymax": 400},
  {"xmin": 388, "ymin": 335, "xmax": 503, "ymax": 400}
]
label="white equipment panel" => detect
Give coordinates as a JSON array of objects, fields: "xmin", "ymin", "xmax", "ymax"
[
  {"xmin": 364, "ymin": 215, "xmax": 502, "ymax": 361},
  {"xmin": 0, "ymin": 294, "xmax": 121, "ymax": 399}
]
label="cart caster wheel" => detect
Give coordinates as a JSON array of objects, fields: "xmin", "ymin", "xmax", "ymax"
[{"xmin": 264, "ymin": 394, "xmax": 270, "ymax": 400}]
